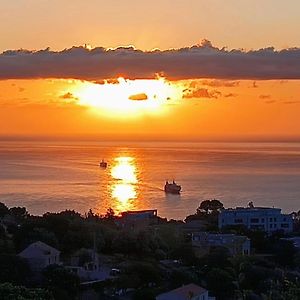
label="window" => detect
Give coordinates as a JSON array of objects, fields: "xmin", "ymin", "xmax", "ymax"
[
  {"xmin": 270, "ymin": 218, "xmax": 273, "ymax": 222},
  {"xmin": 250, "ymin": 218, "xmax": 259, "ymax": 223},
  {"xmin": 250, "ymin": 225, "xmax": 264, "ymax": 230},
  {"xmin": 234, "ymin": 218, "xmax": 243, "ymax": 223},
  {"xmin": 270, "ymin": 224, "xmax": 273, "ymax": 228},
  {"xmin": 261, "ymin": 218, "xmax": 265, "ymax": 223},
  {"xmin": 281, "ymin": 223, "xmax": 289, "ymax": 228},
  {"xmin": 274, "ymin": 218, "xmax": 277, "ymax": 222}
]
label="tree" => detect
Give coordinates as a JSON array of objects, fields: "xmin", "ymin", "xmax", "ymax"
[
  {"xmin": 0, "ymin": 202, "xmax": 9, "ymax": 218},
  {"xmin": 272, "ymin": 239, "xmax": 296, "ymax": 266},
  {"xmin": 0, "ymin": 255, "xmax": 30, "ymax": 285},
  {"xmin": 104, "ymin": 208, "xmax": 115, "ymax": 220},
  {"xmin": 200, "ymin": 246, "xmax": 231, "ymax": 269},
  {"xmin": 43, "ymin": 265, "xmax": 80, "ymax": 300},
  {"xmin": 0, "ymin": 283, "xmax": 53, "ymax": 300},
  {"xmin": 206, "ymin": 268, "xmax": 235, "ymax": 299},
  {"xmin": 169, "ymin": 269, "xmax": 198, "ymax": 289},
  {"xmin": 198, "ymin": 199, "xmax": 224, "ymax": 214},
  {"xmin": 9, "ymin": 207, "xmax": 29, "ymax": 222},
  {"xmin": 112, "ymin": 230, "xmax": 138, "ymax": 256},
  {"xmin": 198, "ymin": 200, "xmax": 211, "ymax": 214},
  {"xmin": 117, "ymin": 262, "xmax": 161, "ymax": 289},
  {"xmin": 209, "ymin": 199, "xmax": 224, "ymax": 212},
  {"xmin": 77, "ymin": 249, "xmax": 92, "ymax": 266}
]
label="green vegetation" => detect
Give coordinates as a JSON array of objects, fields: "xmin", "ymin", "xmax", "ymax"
[
  {"xmin": 0, "ymin": 283, "xmax": 52, "ymax": 300},
  {"xmin": 0, "ymin": 201, "xmax": 299, "ymax": 300}
]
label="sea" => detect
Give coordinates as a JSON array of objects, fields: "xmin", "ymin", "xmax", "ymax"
[{"xmin": 0, "ymin": 141, "xmax": 300, "ymax": 220}]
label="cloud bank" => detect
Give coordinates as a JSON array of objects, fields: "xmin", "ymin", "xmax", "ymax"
[{"xmin": 1, "ymin": 40, "xmax": 300, "ymax": 81}]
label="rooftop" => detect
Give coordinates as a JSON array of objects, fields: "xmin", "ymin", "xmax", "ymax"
[
  {"xmin": 122, "ymin": 209, "xmax": 157, "ymax": 215},
  {"xmin": 19, "ymin": 241, "xmax": 60, "ymax": 258},
  {"xmin": 223, "ymin": 206, "xmax": 281, "ymax": 212}
]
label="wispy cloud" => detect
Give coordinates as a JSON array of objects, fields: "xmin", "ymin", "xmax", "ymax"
[
  {"xmin": 224, "ymin": 93, "xmax": 238, "ymax": 98},
  {"xmin": 183, "ymin": 88, "xmax": 221, "ymax": 99},
  {"xmin": 259, "ymin": 94, "xmax": 271, "ymax": 99},
  {"xmin": 200, "ymin": 79, "xmax": 240, "ymax": 87},
  {"xmin": 60, "ymin": 92, "xmax": 77, "ymax": 100},
  {"xmin": 1, "ymin": 40, "xmax": 300, "ymax": 81}
]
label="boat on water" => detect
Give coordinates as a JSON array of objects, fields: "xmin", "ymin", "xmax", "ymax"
[
  {"xmin": 99, "ymin": 159, "xmax": 108, "ymax": 168},
  {"xmin": 164, "ymin": 180, "xmax": 181, "ymax": 194}
]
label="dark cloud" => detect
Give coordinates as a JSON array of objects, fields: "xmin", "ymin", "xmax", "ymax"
[
  {"xmin": 183, "ymin": 88, "xmax": 221, "ymax": 99},
  {"xmin": 1, "ymin": 40, "xmax": 300, "ymax": 81},
  {"xmin": 128, "ymin": 93, "xmax": 148, "ymax": 101}
]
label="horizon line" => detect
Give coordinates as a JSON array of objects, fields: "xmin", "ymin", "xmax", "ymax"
[{"xmin": 1, "ymin": 134, "xmax": 300, "ymax": 143}]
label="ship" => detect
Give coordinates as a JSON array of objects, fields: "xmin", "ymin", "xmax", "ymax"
[
  {"xmin": 99, "ymin": 159, "xmax": 108, "ymax": 168},
  {"xmin": 164, "ymin": 180, "xmax": 181, "ymax": 194}
]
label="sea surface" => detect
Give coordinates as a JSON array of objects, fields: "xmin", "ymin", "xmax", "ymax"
[{"xmin": 0, "ymin": 141, "xmax": 300, "ymax": 220}]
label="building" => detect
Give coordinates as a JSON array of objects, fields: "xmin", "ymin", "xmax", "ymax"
[
  {"xmin": 156, "ymin": 284, "xmax": 215, "ymax": 300},
  {"xmin": 65, "ymin": 248, "xmax": 107, "ymax": 282},
  {"xmin": 118, "ymin": 209, "xmax": 158, "ymax": 229},
  {"xmin": 218, "ymin": 205, "xmax": 293, "ymax": 233},
  {"xmin": 18, "ymin": 241, "xmax": 60, "ymax": 272},
  {"xmin": 192, "ymin": 232, "xmax": 250, "ymax": 257},
  {"xmin": 181, "ymin": 220, "xmax": 208, "ymax": 233}
]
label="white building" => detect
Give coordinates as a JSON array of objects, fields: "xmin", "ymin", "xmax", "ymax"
[
  {"xmin": 192, "ymin": 232, "xmax": 250, "ymax": 256},
  {"xmin": 66, "ymin": 248, "xmax": 107, "ymax": 282},
  {"xmin": 156, "ymin": 283, "xmax": 215, "ymax": 300},
  {"xmin": 218, "ymin": 206, "xmax": 293, "ymax": 233},
  {"xmin": 18, "ymin": 241, "xmax": 60, "ymax": 271}
]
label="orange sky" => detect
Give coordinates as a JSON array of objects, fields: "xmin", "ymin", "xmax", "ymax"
[
  {"xmin": 1, "ymin": 0, "xmax": 300, "ymax": 141},
  {"xmin": 0, "ymin": 78, "xmax": 299, "ymax": 141},
  {"xmin": 1, "ymin": 0, "xmax": 300, "ymax": 52}
]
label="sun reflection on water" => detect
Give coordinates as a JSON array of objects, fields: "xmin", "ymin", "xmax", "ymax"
[
  {"xmin": 111, "ymin": 157, "xmax": 137, "ymax": 183},
  {"xmin": 110, "ymin": 156, "xmax": 138, "ymax": 212}
]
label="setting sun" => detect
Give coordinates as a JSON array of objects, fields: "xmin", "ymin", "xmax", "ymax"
[{"xmin": 71, "ymin": 77, "xmax": 181, "ymax": 117}]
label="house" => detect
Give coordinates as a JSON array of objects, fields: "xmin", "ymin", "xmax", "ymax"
[
  {"xmin": 156, "ymin": 283, "xmax": 215, "ymax": 300},
  {"xmin": 69, "ymin": 248, "xmax": 100, "ymax": 270},
  {"xmin": 218, "ymin": 205, "xmax": 293, "ymax": 233},
  {"xmin": 192, "ymin": 232, "xmax": 250, "ymax": 257},
  {"xmin": 18, "ymin": 241, "xmax": 60, "ymax": 272},
  {"xmin": 118, "ymin": 209, "xmax": 159, "ymax": 229},
  {"xmin": 65, "ymin": 248, "xmax": 111, "ymax": 282}
]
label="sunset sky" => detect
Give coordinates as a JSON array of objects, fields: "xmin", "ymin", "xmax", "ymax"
[{"xmin": 1, "ymin": 0, "xmax": 300, "ymax": 141}]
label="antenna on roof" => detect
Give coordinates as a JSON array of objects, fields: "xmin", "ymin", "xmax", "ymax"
[{"xmin": 248, "ymin": 201, "xmax": 254, "ymax": 208}]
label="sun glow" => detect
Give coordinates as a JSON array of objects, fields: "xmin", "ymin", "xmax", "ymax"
[
  {"xmin": 110, "ymin": 156, "xmax": 138, "ymax": 212},
  {"xmin": 71, "ymin": 77, "xmax": 181, "ymax": 117},
  {"xmin": 111, "ymin": 156, "xmax": 137, "ymax": 183}
]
